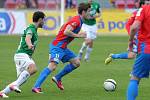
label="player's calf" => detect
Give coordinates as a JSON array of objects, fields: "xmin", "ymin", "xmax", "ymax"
[
  {"xmin": 71, "ymin": 58, "xmax": 80, "ymax": 68},
  {"xmin": 9, "ymin": 85, "xmax": 21, "ymax": 93},
  {"xmin": 28, "ymin": 64, "xmax": 37, "ymax": 75}
]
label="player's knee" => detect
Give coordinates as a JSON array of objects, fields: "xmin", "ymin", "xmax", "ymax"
[
  {"xmin": 28, "ymin": 64, "xmax": 37, "ymax": 75},
  {"xmin": 128, "ymin": 52, "xmax": 136, "ymax": 59},
  {"xmin": 48, "ymin": 62, "xmax": 57, "ymax": 71},
  {"xmin": 72, "ymin": 60, "xmax": 80, "ymax": 67}
]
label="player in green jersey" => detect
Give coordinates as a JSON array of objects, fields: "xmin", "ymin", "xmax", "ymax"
[
  {"xmin": 0, "ymin": 11, "xmax": 45, "ymax": 98},
  {"xmin": 78, "ymin": 0, "xmax": 101, "ymax": 61}
]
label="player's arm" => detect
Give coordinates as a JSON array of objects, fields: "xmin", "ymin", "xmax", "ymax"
[
  {"xmin": 125, "ymin": 12, "xmax": 136, "ymax": 34},
  {"xmin": 25, "ymin": 29, "xmax": 34, "ymax": 50},
  {"xmin": 64, "ymin": 23, "xmax": 86, "ymax": 38},
  {"xmin": 92, "ymin": 12, "xmax": 100, "ymax": 19},
  {"xmin": 128, "ymin": 20, "xmax": 141, "ymax": 52},
  {"xmin": 89, "ymin": 4, "xmax": 101, "ymax": 19},
  {"xmin": 129, "ymin": 7, "xmax": 144, "ymax": 42},
  {"xmin": 129, "ymin": 20, "xmax": 141, "ymax": 41}
]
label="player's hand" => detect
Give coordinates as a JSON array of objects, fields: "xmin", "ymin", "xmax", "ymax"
[
  {"xmin": 28, "ymin": 44, "xmax": 35, "ymax": 51},
  {"xmin": 88, "ymin": 16, "xmax": 94, "ymax": 19},
  {"xmin": 128, "ymin": 41, "xmax": 133, "ymax": 52},
  {"xmin": 78, "ymin": 32, "xmax": 86, "ymax": 38}
]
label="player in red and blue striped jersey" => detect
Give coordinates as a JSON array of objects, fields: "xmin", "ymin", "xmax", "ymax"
[
  {"xmin": 104, "ymin": 0, "xmax": 145, "ymax": 65},
  {"xmin": 32, "ymin": 3, "xmax": 91, "ymax": 93},
  {"xmin": 127, "ymin": 1, "xmax": 150, "ymax": 99}
]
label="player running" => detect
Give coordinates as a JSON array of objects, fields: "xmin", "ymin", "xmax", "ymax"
[
  {"xmin": 127, "ymin": 0, "xmax": 150, "ymax": 99},
  {"xmin": 0, "ymin": 11, "xmax": 45, "ymax": 98},
  {"xmin": 104, "ymin": 0, "xmax": 145, "ymax": 65},
  {"xmin": 78, "ymin": 0, "xmax": 101, "ymax": 62},
  {"xmin": 32, "ymin": 3, "xmax": 91, "ymax": 93}
]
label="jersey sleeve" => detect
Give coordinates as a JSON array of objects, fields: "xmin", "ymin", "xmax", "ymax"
[
  {"xmin": 25, "ymin": 27, "xmax": 33, "ymax": 37},
  {"xmin": 125, "ymin": 11, "xmax": 137, "ymax": 35},
  {"xmin": 97, "ymin": 3, "xmax": 101, "ymax": 13},
  {"xmin": 68, "ymin": 19, "xmax": 80, "ymax": 31},
  {"xmin": 135, "ymin": 6, "xmax": 145, "ymax": 22}
]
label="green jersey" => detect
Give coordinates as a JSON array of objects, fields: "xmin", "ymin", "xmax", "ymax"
[
  {"xmin": 16, "ymin": 24, "xmax": 38, "ymax": 56},
  {"xmin": 83, "ymin": 2, "xmax": 101, "ymax": 25}
]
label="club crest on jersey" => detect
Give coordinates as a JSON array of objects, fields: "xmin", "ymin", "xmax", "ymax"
[{"xmin": 71, "ymin": 22, "xmax": 77, "ymax": 27}]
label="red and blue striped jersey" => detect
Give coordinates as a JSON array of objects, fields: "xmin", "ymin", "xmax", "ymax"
[{"xmin": 52, "ymin": 15, "xmax": 83, "ymax": 48}]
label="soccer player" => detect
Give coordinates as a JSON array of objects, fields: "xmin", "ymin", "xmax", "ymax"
[
  {"xmin": 127, "ymin": 0, "xmax": 150, "ymax": 99},
  {"xmin": 32, "ymin": 3, "xmax": 91, "ymax": 93},
  {"xmin": 78, "ymin": 0, "xmax": 101, "ymax": 61},
  {"xmin": 104, "ymin": 0, "xmax": 145, "ymax": 65},
  {"xmin": 0, "ymin": 11, "xmax": 45, "ymax": 98}
]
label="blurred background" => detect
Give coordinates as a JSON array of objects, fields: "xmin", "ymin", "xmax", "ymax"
[{"xmin": 0, "ymin": 0, "xmax": 140, "ymax": 36}]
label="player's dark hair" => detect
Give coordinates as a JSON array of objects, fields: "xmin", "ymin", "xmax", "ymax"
[
  {"xmin": 139, "ymin": 0, "xmax": 145, "ymax": 7},
  {"xmin": 33, "ymin": 11, "xmax": 45, "ymax": 22},
  {"xmin": 78, "ymin": 3, "xmax": 91, "ymax": 15}
]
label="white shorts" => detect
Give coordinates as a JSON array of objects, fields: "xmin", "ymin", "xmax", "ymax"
[
  {"xmin": 14, "ymin": 53, "xmax": 35, "ymax": 77},
  {"xmin": 82, "ymin": 24, "xmax": 97, "ymax": 40}
]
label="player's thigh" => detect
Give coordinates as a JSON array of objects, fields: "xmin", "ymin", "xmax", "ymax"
[
  {"xmin": 86, "ymin": 25, "xmax": 97, "ymax": 40},
  {"xmin": 61, "ymin": 49, "xmax": 76, "ymax": 63},
  {"xmin": 49, "ymin": 47, "xmax": 65, "ymax": 64},
  {"xmin": 14, "ymin": 53, "xmax": 35, "ymax": 77},
  {"xmin": 131, "ymin": 53, "xmax": 150, "ymax": 78}
]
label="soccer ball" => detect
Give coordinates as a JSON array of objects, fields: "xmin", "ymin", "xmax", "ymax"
[{"xmin": 103, "ymin": 79, "xmax": 117, "ymax": 92}]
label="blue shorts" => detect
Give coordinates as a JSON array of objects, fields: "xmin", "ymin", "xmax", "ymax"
[
  {"xmin": 131, "ymin": 53, "xmax": 150, "ymax": 78},
  {"xmin": 49, "ymin": 44, "xmax": 76, "ymax": 64}
]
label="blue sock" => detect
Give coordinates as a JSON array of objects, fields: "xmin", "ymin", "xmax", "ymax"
[
  {"xmin": 55, "ymin": 64, "xmax": 77, "ymax": 81},
  {"xmin": 127, "ymin": 80, "xmax": 139, "ymax": 100},
  {"xmin": 111, "ymin": 52, "xmax": 128, "ymax": 59},
  {"xmin": 34, "ymin": 67, "xmax": 51, "ymax": 88}
]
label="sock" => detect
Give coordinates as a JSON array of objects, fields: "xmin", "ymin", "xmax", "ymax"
[
  {"xmin": 55, "ymin": 64, "xmax": 77, "ymax": 81},
  {"xmin": 85, "ymin": 47, "xmax": 92, "ymax": 59},
  {"xmin": 13, "ymin": 70, "xmax": 30, "ymax": 86},
  {"xmin": 127, "ymin": 80, "xmax": 139, "ymax": 100},
  {"xmin": 79, "ymin": 42, "xmax": 87, "ymax": 53},
  {"xmin": 111, "ymin": 52, "xmax": 128, "ymax": 59},
  {"xmin": 34, "ymin": 67, "xmax": 51, "ymax": 88},
  {"xmin": 1, "ymin": 86, "xmax": 12, "ymax": 94}
]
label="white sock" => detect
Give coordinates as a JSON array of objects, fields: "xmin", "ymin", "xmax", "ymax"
[
  {"xmin": 1, "ymin": 70, "xmax": 30, "ymax": 94},
  {"xmin": 79, "ymin": 42, "xmax": 87, "ymax": 53},
  {"xmin": 13, "ymin": 70, "xmax": 30, "ymax": 86},
  {"xmin": 1, "ymin": 85, "xmax": 12, "ymax": 94},
  {"xmin": 85, "ymin": 47, "xmax": 92, "ymax": 59}
]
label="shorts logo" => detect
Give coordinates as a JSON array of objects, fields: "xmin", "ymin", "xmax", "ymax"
[{"xmin": 54, "ymin": 54, "xmax": 60, "ymax": 63}]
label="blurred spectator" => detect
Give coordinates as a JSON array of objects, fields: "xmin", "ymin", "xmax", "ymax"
[
  {"xmin": 25, "ymin": 0, "xmax": 38, "ymax": 8},
  {"xmin": 16, "ymin": 0, "xmax": 26, "ymax": 9},
  {"xmin": 109, "ymin": 0, "xmax": 116, "ymax": 7},
  {"xmin": 0, "ymin": 0, "xmax": 5, "ymax": 8},
  {"xmin": 134, "ymin": 0, "xmax": 140, "ymax": 8},
  {"xmin": 65, "ymin": 0, "xmax": 76, "ymax": 9}
]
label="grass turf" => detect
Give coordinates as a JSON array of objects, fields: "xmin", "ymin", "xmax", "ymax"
[{"xmin": 0, "ymin": 35, "xmax": 150, "ymax": 100}]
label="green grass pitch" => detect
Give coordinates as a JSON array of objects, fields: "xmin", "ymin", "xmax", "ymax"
[{"xmin": 0, "ymin": 35, "xmax": 150, "ymax": 100}]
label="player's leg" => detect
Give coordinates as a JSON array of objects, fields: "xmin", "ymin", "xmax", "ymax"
[
  {"xmin": 78, "ymin": 24, "xmax": 88, "ymax": 60},
  {"xmin": 32, "ymin": 62, "xmax": 55, "ymax": 93},
  {"xmin": 105, "ymin": 52, "xmax": 136, "ymax": 65},
  {"xmin": 32, "ymin": 47, "xmax": 63, "ymax": 93},
  {"xmin": 127, "ymin": 53, "xmax": 150, "ymax": 100},
  {"xmin": 0, "ymin": 53, "xmax": 37, "ymax": 97},
  {"xmin": 127, "ymin": 76, "xmax": 140, "ymax": 100},
  {"xmin": 12, "ymin": 54, "xmax": 37, "ymax": 89},
  {"xmin": 52, "ymin": 49, "xmax": 79, "ymax": 90},
  {"xmin": 78, "ymin": 41, "xmax": 88, "ymax": 60},
  {"xmin": 84, "ymin": 39, "xmax": 93, "ymax": 61},
  {"xmin": 84, "ymin": 24, "xmax": 97, "ymax": 61}
]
